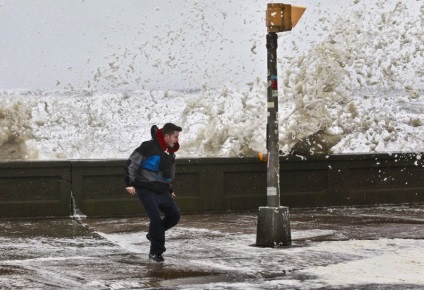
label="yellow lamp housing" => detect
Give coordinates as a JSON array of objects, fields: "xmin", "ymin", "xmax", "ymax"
[{"xmin": 266, "ymin": 3, "xmax": 306, "ymax": 32}]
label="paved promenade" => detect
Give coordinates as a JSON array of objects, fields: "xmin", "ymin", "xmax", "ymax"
[{"xmin": 1, "ymin": 205, "xmax": 424, "ymax": 289}]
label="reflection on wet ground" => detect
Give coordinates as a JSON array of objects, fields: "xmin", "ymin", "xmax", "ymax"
[{"xmin": 1, "ymin": 204, "xmax": 423, "ymax": 289}]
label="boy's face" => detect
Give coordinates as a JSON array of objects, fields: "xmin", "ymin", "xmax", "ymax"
[{"xmin": 164, "ymin": 131, "xmax": 180, "ymax": 148}]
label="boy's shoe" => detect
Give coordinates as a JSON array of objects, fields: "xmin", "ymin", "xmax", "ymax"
[{"xmin": 149, "ymin": 253, "xmax": 164, "ymax": 262}]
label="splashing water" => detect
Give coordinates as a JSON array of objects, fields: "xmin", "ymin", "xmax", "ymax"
[
  {"xmin": 279, "ymin": 0, "xmax": 424, "ymax": 154},
  {"xmin": 0, "ymin": 97, "xmax": 38, "ymax": 160},
  {"xmin": 0, "ymin": 0, "xmax": 423, "ymax": 160}
]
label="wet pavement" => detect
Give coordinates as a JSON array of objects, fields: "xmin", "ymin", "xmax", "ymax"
[{"xmin": 1, "ymin": 205, "xmax": 424, "ymax": 289}]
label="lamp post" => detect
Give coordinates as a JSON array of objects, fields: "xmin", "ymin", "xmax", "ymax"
[{"xmin": 256, "ymin": 3, "xmax": 306, "ymax": 247}]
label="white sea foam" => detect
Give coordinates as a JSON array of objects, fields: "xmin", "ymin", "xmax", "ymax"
[
  {"xmin": 0, "ymin": 97, "xmax": 38, "ymax": 159},
  {"xmin": 0, "ymin": 0, "xmax": 422, "ymax": 160},
  {"xmin": 279, "ymin": 0, "xmax": 424, "ymax": 154}
]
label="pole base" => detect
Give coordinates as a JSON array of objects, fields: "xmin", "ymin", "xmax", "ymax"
[{"xmin": 256, "ymin": 206, "xmax": 291, "ymax": 247}]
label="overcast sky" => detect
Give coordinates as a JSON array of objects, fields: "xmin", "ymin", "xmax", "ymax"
[{"xmin": 0, "ymin": 0, "xmax": 353, "ymax": 91}]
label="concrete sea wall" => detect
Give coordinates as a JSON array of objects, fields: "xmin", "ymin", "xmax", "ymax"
[{"xmin": 1, "ymin": 154, "xmax": 424, "ymax": 218}]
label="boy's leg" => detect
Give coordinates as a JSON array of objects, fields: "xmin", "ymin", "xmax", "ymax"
[
  {"xmin": 136, "ymin": 188, "xmax": 166, "ymax": 255},
  {"xmin": 159, "ymin": 192, "xmax": 181, "ymax": 231}
]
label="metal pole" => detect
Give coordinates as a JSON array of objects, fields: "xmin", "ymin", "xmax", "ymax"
[
  {"xmin": 266, "ymin": 32, "xmax": 280, "ymax": 208},
  {"xmin": 256, "ymin": 32, "xmax": 291, "ymax": 247}
]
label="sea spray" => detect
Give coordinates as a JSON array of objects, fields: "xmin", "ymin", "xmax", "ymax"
[
  {"xmin": 279, "ymin": 0, "xmax": 424, "ymax": 154},
  {"xmin": 0, "ymin": 0, "xmax": 423, "ymax": 160},
  {"xmin": 0, "ymin": 98, "xmax": 38, "ymax": 159},
  {"xmin": 180, "ymin": 79, "xmax": 267, "ymax": 157}
]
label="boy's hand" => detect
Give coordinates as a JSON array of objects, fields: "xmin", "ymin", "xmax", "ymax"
[{"xmin": 126, "ymin": 187, "xmax": 136, "ymax": 195}]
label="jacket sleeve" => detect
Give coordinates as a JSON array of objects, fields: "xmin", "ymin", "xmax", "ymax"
[{"xmin": 125, "ymin": 149, "xmax": 144, "ymax": 187}]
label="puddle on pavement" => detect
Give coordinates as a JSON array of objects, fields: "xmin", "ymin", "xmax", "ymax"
[
  {"xmin": 0, "ymin": 265, "xmax": 25, "ymax": 275},
  {"xmin": 1, "ymin": 207, "xmax": 424, "ymax": 289},
  {"xmin": 0, "ymin": 219, "xmax": 94, "ymax": 238}
]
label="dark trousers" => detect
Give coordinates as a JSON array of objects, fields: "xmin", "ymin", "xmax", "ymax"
[{"xmin": 136, "ymin": 187, "xmax": 180, "ymax": 255}]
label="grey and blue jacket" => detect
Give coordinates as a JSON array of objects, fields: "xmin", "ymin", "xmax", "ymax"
[{"xmin": 125, "ymin": 126, "xmax": 178, "ymax": 194}]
